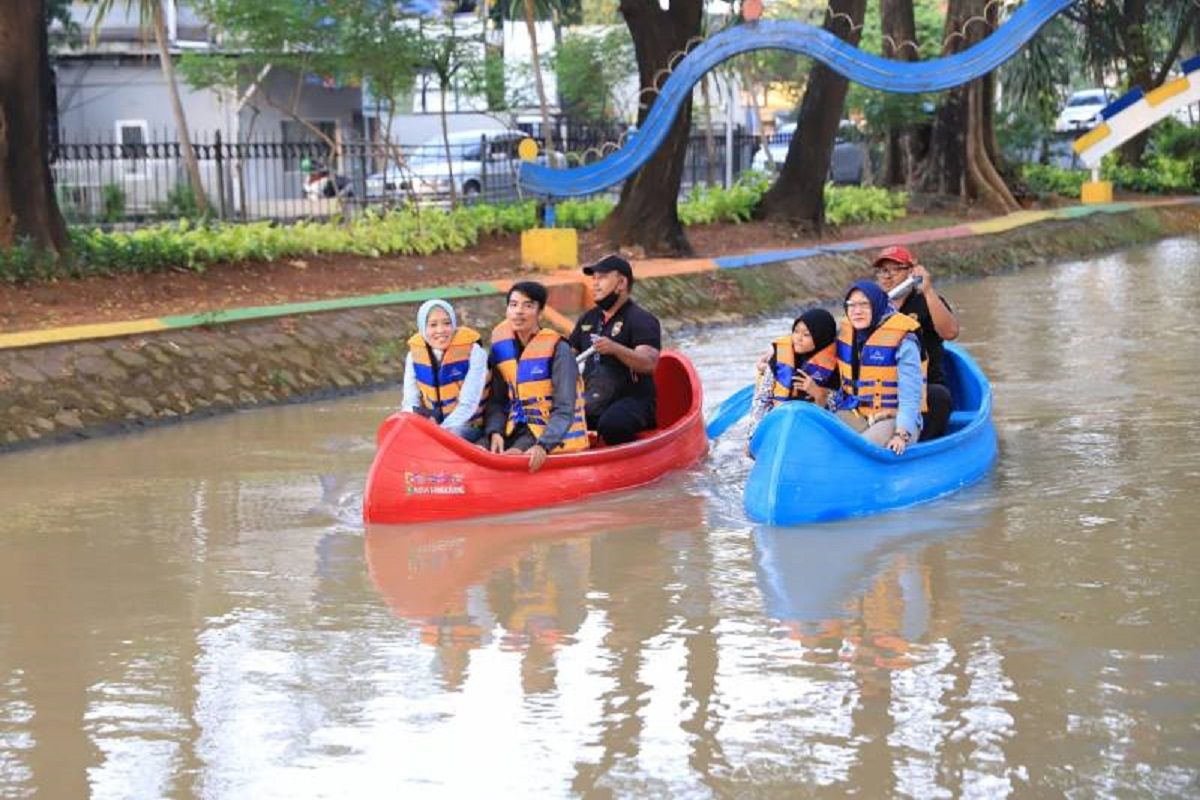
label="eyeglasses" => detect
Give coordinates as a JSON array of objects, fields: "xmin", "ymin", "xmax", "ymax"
[
  {"xmin": 844, "ymin": 300, "xmax": 872, "ymax": 311},
  {"xmin": 874, "ymin": 266, "xmax": 911, "ymax": 278}
]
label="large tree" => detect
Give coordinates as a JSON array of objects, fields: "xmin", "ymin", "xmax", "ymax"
[
  {"xmin": 878, "ymin": 0, "xmax": 918, "ymax": 186},
  {"xmin": 756, "ymin": 0, "xmax": 867, "ymax": 228},
  {"xmin": 599, "ymin": 0, "xmax": 702, "ymax": 255},
  {"xmin": 916, "ymin": 0, "xmax": 1018, "ymax": 212},
  {"xmin": 0, "ymin": 0, "xmax": 69, "ymax": 256}
]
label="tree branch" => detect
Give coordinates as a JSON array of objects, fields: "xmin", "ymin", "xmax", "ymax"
[{"xmin": 1153, "ymin": 5, "xmax": 1199, "ymax": 87}]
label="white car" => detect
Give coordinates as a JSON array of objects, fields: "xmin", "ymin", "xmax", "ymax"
[
  {"xmin": 750, "ymin": 122, "xmax": 865, "ymax": 184},
  {"xmin": 1054, "ymin": 89, "xmax": 1113, "ymax": 133},
  {"xmin": 366, "ymin": 129, "xmax": 526, "ymax": 203}
]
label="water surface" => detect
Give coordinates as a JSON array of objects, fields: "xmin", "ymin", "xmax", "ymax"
[{"xmin": 2, "ymin": 237, "xmax": 1198, "ymax": 798}]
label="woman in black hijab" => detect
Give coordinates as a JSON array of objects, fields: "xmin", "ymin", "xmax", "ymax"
[{"xmin": 750, "ymin": 307, "xmax": 841, "ymax": 442}]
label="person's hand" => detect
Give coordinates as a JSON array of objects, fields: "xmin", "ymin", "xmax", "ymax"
[
  {"xmin": 527, "ymin": 444, "xmax": 549, "ymax": 473},
  {"xmin": 886, "ymin": 430, "xmax": 910, "ymax": 455},
  {"xmin": 792, "ymin": 371, "xmax": 813, "ymax": 395},
  {"xmin": 592, "ymin": 336, "xmax": 621, "ymax": 356},
  {"xmin": 911, "ymin": 263, "xmax": 933, "ymax": 295},
  {"xmin": 489, "ymin": 432, "xmax": 505, "ymax": 453},
  {"xmin": 756, "ymin": 352, "xmax": 771, "ymax": 374}
]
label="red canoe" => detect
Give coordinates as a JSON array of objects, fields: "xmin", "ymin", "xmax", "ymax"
[{"xmin": 363, "ymin": 350, "xmax": 708, "ymax": 524}]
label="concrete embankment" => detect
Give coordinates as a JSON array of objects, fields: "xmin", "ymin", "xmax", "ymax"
[{"xmin": 2, "ymin": 200, "xmax": 1197, "ymax": 450}]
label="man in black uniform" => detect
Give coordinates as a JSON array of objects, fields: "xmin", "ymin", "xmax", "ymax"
[
  {"xmin": 568, "ymin": 255, "xmax": 662, "ymax": 445},
  {"xmin": 872, "ymin": 245, "xmax": 960, "ymax": 441}
]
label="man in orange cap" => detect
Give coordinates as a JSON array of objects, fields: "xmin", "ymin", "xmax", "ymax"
[{"xmin": 872, "ymin": 245, "xmax": 959, "ymax": 440}]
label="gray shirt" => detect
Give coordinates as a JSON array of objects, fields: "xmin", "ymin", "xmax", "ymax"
[{"xmin": 485, "ymin": 339, "xmax": 579, "ymax": 450}]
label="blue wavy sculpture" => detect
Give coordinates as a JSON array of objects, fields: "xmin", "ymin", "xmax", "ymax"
[{"xmin": 520, "ymin": 0, "xmax": 1076, "ymax": 197}]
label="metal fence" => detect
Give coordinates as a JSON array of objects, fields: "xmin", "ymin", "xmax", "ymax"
[{"xmin": 50, "ymin": 128, "xmax": 765, "ymax": 226}]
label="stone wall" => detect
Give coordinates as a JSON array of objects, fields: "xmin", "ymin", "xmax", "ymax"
[
  {"xmin": 0, "ymin": 295, "xmax": 501, "ymax": 450},
  {"xmin": 2, "ymin": 203, "xmax": 1198, "ymax": 450}
]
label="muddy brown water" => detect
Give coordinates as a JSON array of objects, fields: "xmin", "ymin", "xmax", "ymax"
[{"xmin": 1, "ymin": 237, "xmax": 1198, "ymax": 798}]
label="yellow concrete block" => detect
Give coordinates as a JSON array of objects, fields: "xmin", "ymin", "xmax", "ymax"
[
  {"xmin": 1081, "ymin": 180, "xmax": 1113, "ymax": 204},
  {"xmin": 520, "ymin": 227, "xmax": 578, "ymax": 271}
]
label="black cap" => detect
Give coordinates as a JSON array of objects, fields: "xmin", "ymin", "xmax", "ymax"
[{"xmin": 582, "ymin": 254, "xmax": 633, "ymax": 282}]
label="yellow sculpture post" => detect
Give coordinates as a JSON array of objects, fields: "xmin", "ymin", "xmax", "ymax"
[{"xmin": 518, "ymin": 138, "xmax": 579, "ymax": 271}]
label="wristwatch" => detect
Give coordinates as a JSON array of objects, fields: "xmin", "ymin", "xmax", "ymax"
[{"xmin": 892, "ymin": 429, "xmax": 912, "ymax": 442}]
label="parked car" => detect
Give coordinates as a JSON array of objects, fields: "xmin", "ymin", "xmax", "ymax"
[
  {"xmin": 1054, "ymin": 89, "xmax": 1113, "ymax": 133},
  {"xmin": 750, "ymin": 122, "xmax": 865, "ymax": 184},
  {"xmin": 365, "ymin": 129, "xmax": 527, "ymax": 203}
]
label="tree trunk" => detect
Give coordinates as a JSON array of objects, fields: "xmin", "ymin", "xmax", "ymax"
[
  {"xmin": 757, "ymin": 0, "xmax": 867, "ymax": 228},
  {"xmin": 916, "ymin": 0, "xmax": 1017, "ymax": 212},
  {"xmin": 701, "ymin": 72, "xmax": 716, "ymax": 187},
  {"xmin": 523, "ymin": 0, "xmax": 556, "ymax": 158},
  {"xmin": 880, "ymin": 0, "xmax": 918, "ymax": 186},
  {"xmin": 599, "ymin": 0, "xmax": 702, "ymax": 256},
  {"xmin": 438, "ymin": 83, "xmax": 459, "ymax": 207},
  {"xmin": 150, "ymin": 0, "xmax": 209, "ymax": 215},
  {"xmin": 0, "ymin": 0, "xmax": 69, "ymax": 255},
  {"xmin": 1116, "ymin": 0, "xmax": 1152, "ymax": 165}
]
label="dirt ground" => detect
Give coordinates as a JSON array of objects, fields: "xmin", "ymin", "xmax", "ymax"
[{"xmin": 0, "ymin": 210, "xmax": 985, "ymax": 333}]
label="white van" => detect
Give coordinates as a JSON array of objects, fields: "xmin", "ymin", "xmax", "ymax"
[{"xmin": 366, "ymin": 129, "xmax": 526, "ymax": 203}]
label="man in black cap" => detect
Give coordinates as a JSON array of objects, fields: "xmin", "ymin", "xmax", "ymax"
[{"xmin": 568, "ymin": 255, "xmax": 662, "ymax": 445}]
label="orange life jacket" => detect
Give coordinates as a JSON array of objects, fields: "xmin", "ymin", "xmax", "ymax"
[
  {"xmin": 490, "ymin": 322, "xmax": 589, "ymax": 452},
  {"xmin": 770, "ymin": 335, "xmax": 838, "ymax": 404},
  {"xmin": 835, "ymin": 314, "xmax": 928, "ymax": 414},
  {"xmin": 407, "ymin": 326, "xmax": 486, "ymax": 427}
]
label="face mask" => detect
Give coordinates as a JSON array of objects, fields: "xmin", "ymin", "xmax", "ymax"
[{"xmin": 596, "ymin": 290, "xmax": 621, "ymax": 312}]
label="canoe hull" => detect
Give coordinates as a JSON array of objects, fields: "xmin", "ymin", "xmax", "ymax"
[
  {"xmin": 363, "ymin": 351, "xmax": 708, "ymax": 524},
  {"xmin": 745, "ymin": 343, "xmax": 998, "ymax": 524}
]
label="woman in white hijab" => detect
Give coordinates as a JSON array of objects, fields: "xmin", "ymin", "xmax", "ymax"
[{"xmin": 401, "ymin": 299, "xmax": 489, "ymax": 442}]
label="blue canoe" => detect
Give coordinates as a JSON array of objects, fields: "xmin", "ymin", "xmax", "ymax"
[{"xmin": 745, "ymin": 343, "xmax": 998, "ymax": 524}]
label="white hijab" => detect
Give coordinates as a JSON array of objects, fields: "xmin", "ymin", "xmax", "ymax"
[{"xmin": 416, "ymin": 299, "xmax": 458, "ymax": 354}]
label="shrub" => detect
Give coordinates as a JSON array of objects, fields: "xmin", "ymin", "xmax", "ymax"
[
  {"xmin": 1020, "ymin": 164, "xmax": 1088, "ymax": 197},
  {"xmin": 824, "ymin": 185, "xmax": 908, "ymax": 226},
  {"xmin": 101, "ymin": 184, "xmax": 126, "ymax": 224},
  {"xmin": 1, "ymin": 182, "xmax": 911, "ymax": 284}
]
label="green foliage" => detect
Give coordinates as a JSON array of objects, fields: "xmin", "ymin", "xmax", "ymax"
[
  {"xmin": 483, "ymin": 49, "xmax": 507, "ymax": 111},
  {"xmin": 557, "ymin": 198, "xmax": 614, "ymax": 229},
  {"xmin": 1021, "ymin": 148, "xmax": 1198, "ymax": 198},
  {"xmin": 1020, "ymin": 164, "xmax": 1088, "ymax": 198},
  {"xmin": 186, "ymin": 0, "xmax": 421, "ymax": 118},
  {"xmin": 823, "ymin": 185, "xmax": 909, "ymax": 226},
  {"xmin": 1, "ymin": 182, "xmax": 912, "ymax": 284},
  {"xmin": 998, "ymin": 17, "xmax": 1084, "ymax": 126},
  {"xmin": 678, "ymin": 173, "xmax": 772, "ymax": 225},
  {"xmin": 1102, "ymin": 155, "xmax": 1195, "ymax": 194},
  {"xmin": 554, "ymin": 29, "xmax": 636, "ymax": 124},
  {"xmin": 101, "ymin": 184, "xmax": 127, "ymax": 224},
  {"xmin": 156, "ymin": 182, "xmax": 202, "ymax": 220},
  {"xmin": 847, "ymin": 0, "xmax": 943, "ymax": 128}
]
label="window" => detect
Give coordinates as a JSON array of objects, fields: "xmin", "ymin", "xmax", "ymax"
[{"xmin": 115, "ymin": 119, "xmax": 149, "ymax": 175}]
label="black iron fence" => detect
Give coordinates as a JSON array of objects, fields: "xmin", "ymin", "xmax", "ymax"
[{"xmin": 51, "ymin": 127, "xmax": 767, "ymax": 226}]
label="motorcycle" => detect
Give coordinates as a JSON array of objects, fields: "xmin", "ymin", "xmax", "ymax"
[{"xmin": 300, "ymin": 158, "xmax": 353, "ymax": 200}]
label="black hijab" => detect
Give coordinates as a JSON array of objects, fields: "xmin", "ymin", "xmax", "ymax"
[{"xmin": 792, "ymin": 308, "xmax": 838, "ymax": 362}]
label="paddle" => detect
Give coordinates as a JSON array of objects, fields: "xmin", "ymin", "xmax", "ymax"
[
  {"xmin": 704, "ymin": 383, "xmax": 758, "ymax": 439},
  {"xmin": 704, "ymin": 275, "xmax": 922, "ymax": 440}
]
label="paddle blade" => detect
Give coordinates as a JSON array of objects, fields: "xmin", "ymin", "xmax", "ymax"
[{"xmin": 705, "ymin": 383, "xmax": 755, "ymax": 439}]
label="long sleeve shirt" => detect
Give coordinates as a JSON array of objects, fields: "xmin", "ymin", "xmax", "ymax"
[
  {"xmin": 895, "ymin": 334, "xmax": 923, "ymax": 437},
  {"xmin": 400, "ymin": 343, "xmax": 489, "ymax": 432},
  {"xmin": 485, "ymin": 339, "xmax": 578, "ymax": 450}
]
